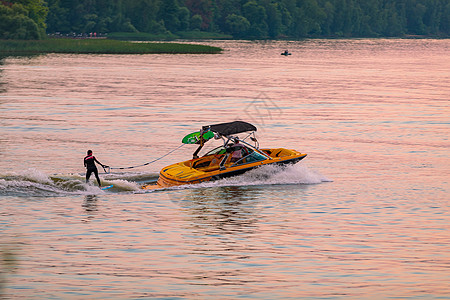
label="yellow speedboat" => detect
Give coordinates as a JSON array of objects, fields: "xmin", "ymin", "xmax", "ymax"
[{"xmin": 143, "ymin": 121, "xmax": 306, "ymax": 189}]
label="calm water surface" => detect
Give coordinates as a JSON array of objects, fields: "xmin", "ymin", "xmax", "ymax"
[{"xmin": 0, "ymin": 39, "xmax": 449, "ymax": 299}]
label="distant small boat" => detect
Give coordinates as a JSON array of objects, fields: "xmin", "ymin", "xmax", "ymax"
[{"xmin": 281, "ymin": 50, "xmax": 291, "ymax": 56}]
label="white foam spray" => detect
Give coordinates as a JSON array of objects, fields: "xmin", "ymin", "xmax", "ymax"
[
  {"xmin": 0, "ymin": 168, "xmax": 140, "ymax": 196},
  {"xmin": 166, "ymin": 162, "xmax": 332, "ymax": 191}
]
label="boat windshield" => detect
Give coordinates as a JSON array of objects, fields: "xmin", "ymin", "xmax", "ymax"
[
  {"xmin": 204, "ymin": 146, "xmax": 226, "ymax": 156},
  {"xmin": 246, "ymin": 151, "xmax": 267, "ymax": 163},
  {"xmin": 232, "ymin": 150, "xmax": 267, "ymax": 166}
]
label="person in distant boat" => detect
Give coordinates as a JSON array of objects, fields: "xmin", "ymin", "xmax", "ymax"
[
  {"xmin": 281, "ymin": 50, "xmax": 290, "ymax": 56},
  {"xmin": 84, "ymin": 150, "xmax": 108, "ymax": 187}
]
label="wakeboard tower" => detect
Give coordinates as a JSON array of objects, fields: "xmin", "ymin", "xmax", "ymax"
[{"xmin": 143, "ymin": 121, "xmax": 306, "ymax": 189}]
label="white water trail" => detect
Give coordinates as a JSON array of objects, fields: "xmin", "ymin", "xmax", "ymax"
[
  {"xmin": 164, "ymin": 162, "xmax": 332, "ymax": 192},
  {"xmin": 0, "ymin": 168, "xmax": 140, "ymax": 196}
]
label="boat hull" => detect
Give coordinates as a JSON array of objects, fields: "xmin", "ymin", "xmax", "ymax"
[{"xmin": 143, "ymin": 148, "xmax": 306, "ymax": 189}]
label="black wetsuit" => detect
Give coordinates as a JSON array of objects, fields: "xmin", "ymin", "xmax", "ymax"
[{"xmin": 84, "ymin": 155, "xmax": 103, "ymax": 186}]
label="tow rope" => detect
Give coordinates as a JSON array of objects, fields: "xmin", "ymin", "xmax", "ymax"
[{"xmin": 103, "ymin": 144, "xmax": 185, "ymax": 173}]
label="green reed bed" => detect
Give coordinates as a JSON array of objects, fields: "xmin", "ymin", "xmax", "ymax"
[{"xmin": 0, "ymin": 39, "xmax": 222, "ymax": 54}]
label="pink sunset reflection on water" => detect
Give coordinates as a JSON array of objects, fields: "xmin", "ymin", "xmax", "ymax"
[{"xmin": 1, "ymin": 39, "xmax": 449, "ymax": 298}]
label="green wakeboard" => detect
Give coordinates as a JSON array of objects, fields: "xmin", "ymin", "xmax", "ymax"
[{"xmin": 182, "ymin": 130, "xmax": 214, "ymax": 144}]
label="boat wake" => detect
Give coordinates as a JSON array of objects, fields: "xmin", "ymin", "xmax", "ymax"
[
  {"xmin": 166, "ymin": 162, "xmax": 332, "ymax": 191},
  {"xmin": 0, "ymin": 168, "xmax": 153, "ymax": 197},
  {"xmin": 0, "ymin": 163, "xmax": 330, "ymax": 197}
]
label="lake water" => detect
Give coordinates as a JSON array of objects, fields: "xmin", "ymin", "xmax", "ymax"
[{"xmin": 0, "ymin": 39, "xmax": 449, "ymax": 299}]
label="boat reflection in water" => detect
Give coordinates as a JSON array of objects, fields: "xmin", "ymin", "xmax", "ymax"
[{"xmin": 143, "ymin": 121, "xmax": 307, "ymax": 189}]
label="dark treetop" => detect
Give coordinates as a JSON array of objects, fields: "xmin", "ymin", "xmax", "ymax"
[{"xmin": 2, "ymin": 0, "xmax": 449, "ymax": 40}]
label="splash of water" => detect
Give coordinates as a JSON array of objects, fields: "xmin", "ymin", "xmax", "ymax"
[
  {"xmin": 0, "ymin": 164, "xmax": 330, "ymax": 196},
  {"xmin": 165, "ymin": 162, "xmax": 331, "ymax": 191},
  {"xmin": 0, "ymin": 168, "xmax": 143, "ymax": 197}
]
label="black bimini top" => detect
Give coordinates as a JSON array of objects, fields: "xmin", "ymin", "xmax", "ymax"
[{"xmin": 203, "ymin": 121, "xmax": 257, "ymax": 136}]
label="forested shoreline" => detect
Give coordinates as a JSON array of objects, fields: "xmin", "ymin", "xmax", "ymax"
[{"xmin": 1, "ymin": 0, "xmax": 449, "ymax": 40}]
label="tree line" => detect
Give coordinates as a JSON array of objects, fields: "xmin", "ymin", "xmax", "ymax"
[
  {"xmin": 1, "ymin": 0, "xmax": 450, "ymax": 40},
  {"xmin": 1, "ymin": 0, "xmax": 48, "ymax": 39}
]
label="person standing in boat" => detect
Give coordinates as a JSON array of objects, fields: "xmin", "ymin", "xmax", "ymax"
[
  {"xmin": 230, "ymin": 141, "xmax": 248, "ymax": 163},
  {"xmin": 84, "ymin": 150, "xmax": 107, "ymax": 187}
]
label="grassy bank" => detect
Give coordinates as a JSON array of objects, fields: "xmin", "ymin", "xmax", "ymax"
[{"xmin": 0, "ymin": 39, "xmax": 222, "ymax": 55}]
